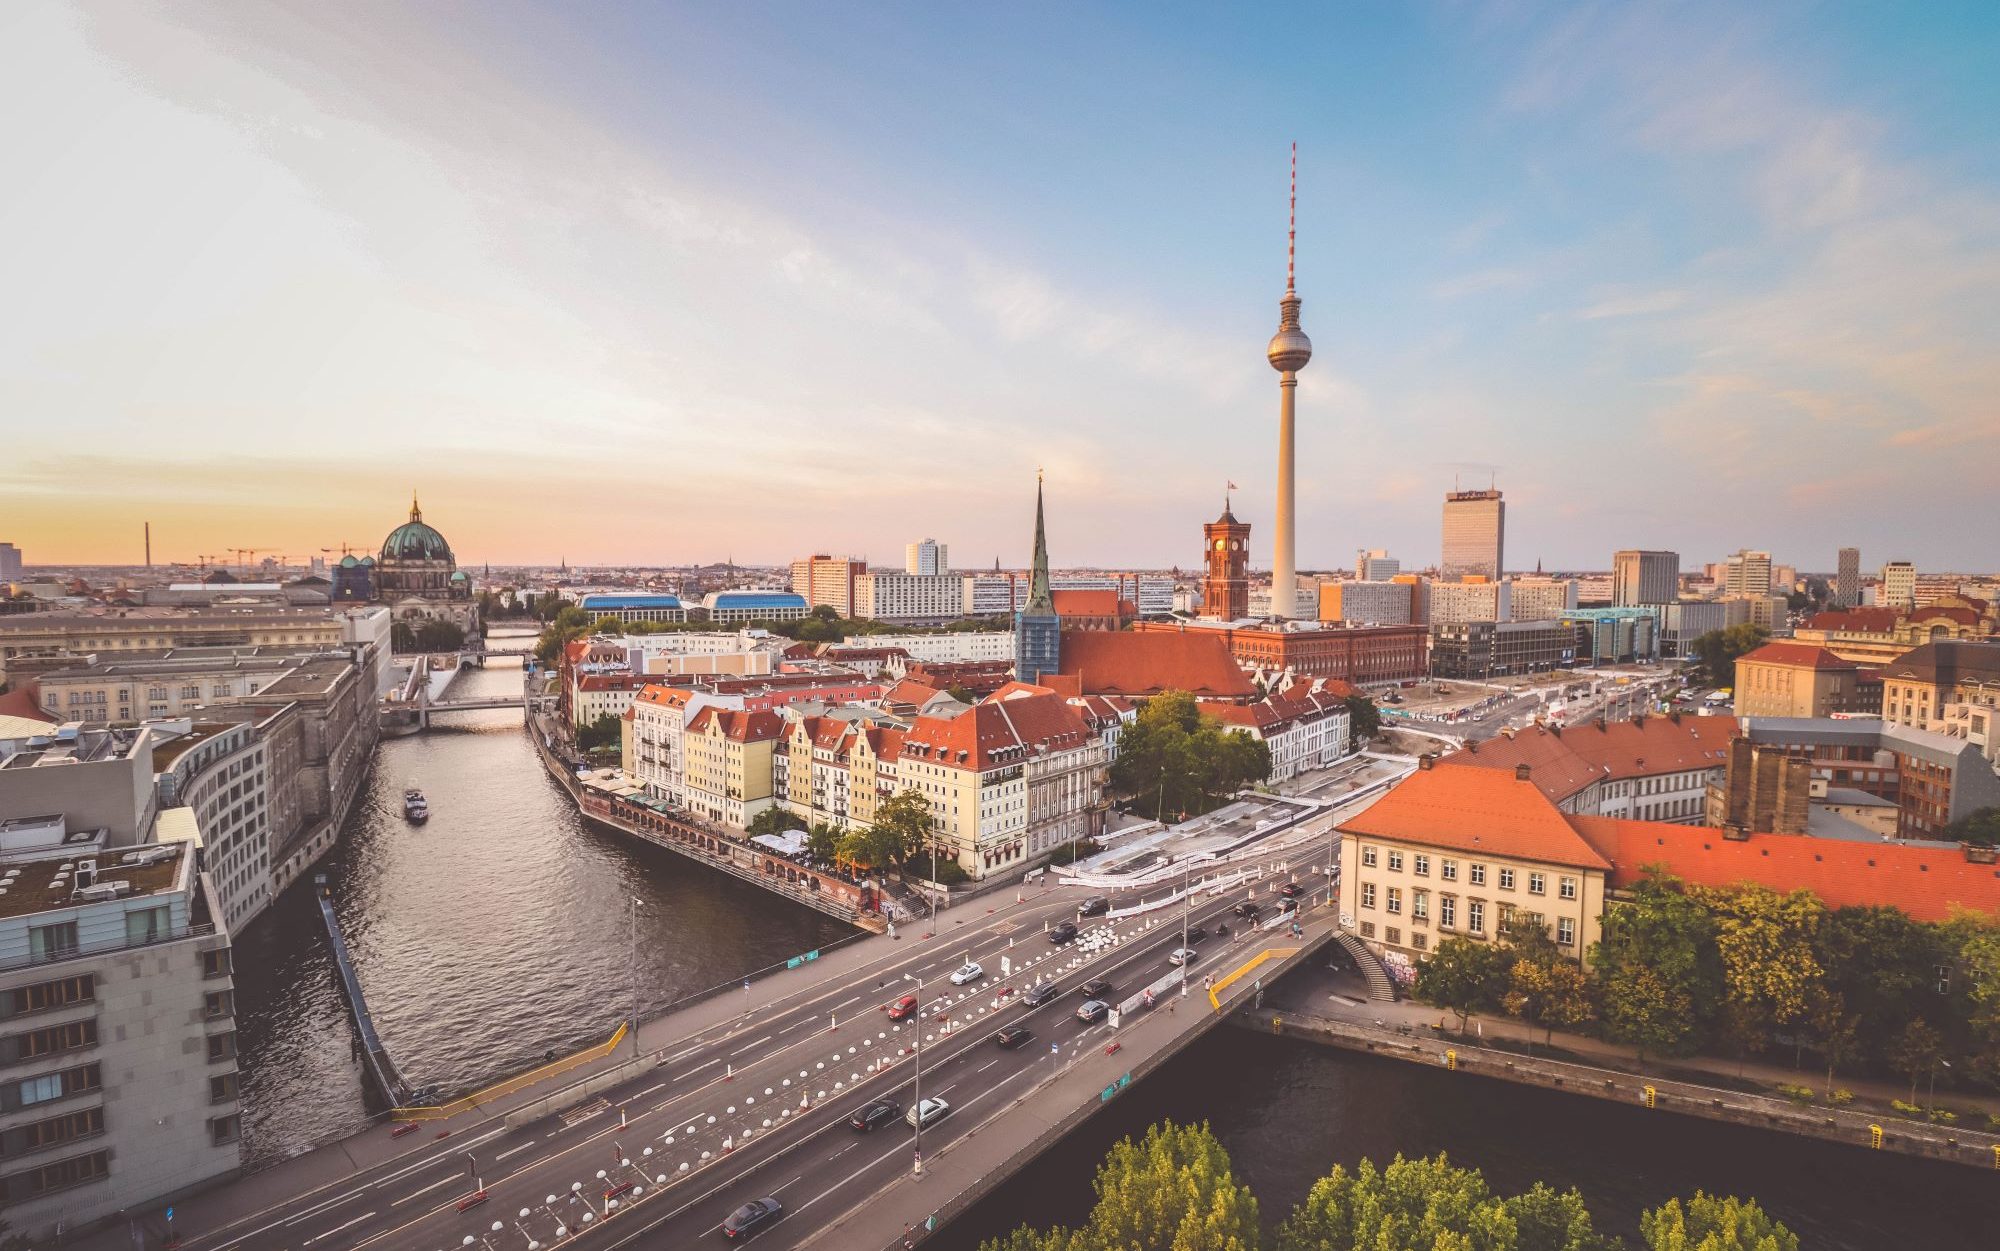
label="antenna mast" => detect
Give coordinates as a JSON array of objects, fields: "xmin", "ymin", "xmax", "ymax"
[{"xmin": 1287, "ymin": 142, "xmax": 1297, "ymax": 294}]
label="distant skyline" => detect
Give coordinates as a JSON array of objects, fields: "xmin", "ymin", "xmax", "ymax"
[{"xmin": 4, "ymin": 3, "xmax": 1997, "ymax": 569}]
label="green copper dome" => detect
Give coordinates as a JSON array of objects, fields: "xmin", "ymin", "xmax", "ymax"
[{"xmin": 381, "ymin": 495, "xmax": 454, "ymax": 564}]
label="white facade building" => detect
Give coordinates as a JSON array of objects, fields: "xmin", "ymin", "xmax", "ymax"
[
  {"xmin": 1509, "ymin": 577, "xmax": 1580, "ymax": 622},
  {"xmin": 855, "ymin": 572, "xmax": 965, "ymax": 623},
  {"xmin": 905, "ymin": 540, "xmax": 949, "ymax": 577}
]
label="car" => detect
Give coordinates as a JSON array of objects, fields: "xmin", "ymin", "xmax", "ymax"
[
  {"xmin": 1168, "ymin": 947, "xmax": 1198, "ymax": 966},
  {"xmin": 1078, "ymin": 976, "xmax": 1113, "ymax": 1000},
  {"xmin": 1279, "ymin": 883, "xmax": 1304, "ymax": 898},
  {"xmin": 1233, "ymin": 901, "xmax": 1263, "ymax": 920},
  {"xmin": 1022, "ymin": 981, "xmax": 1061, "ymax": 1007},
  {"xmin": 886, "ymin": 994, "xmax": 919, "ymax": 1021},
  {"xmin": 1049, "ymin": 921, "xmax": 1078, "ymax": 945},
  {"xmin": 849, "ymin": 1098, "xmax": 902, "ymax": 1132},
  {"xmin": 994, "ymin": 1026, "xmax": 1035, "ymax": 1049},
  {"xmin": 1183, "ymin": 925, "xmax": 1208, "ymax": 945},
  {"xmin": 721, "ymin": 1197, "xmax": 783, "ymax": 1239},
  {"xmin": 1279, "ymin": 898, "xmax": 1299, "ymax": 914},
  {"xmin": 906, "ymin": 1097, "xmax": 951, "ymax": 1128},
  {"xmin": 1075, "ymin": 999, "xmax": 1109, "ymax": 1023},
  {"xmin": 949, "ymin": 962, "xmax": 984, "ymax": 986},
  {"xmin": 1078, "ymin": 896, "xmax": 1110, "ymax": 917}
]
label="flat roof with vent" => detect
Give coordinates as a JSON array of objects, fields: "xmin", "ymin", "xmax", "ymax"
[{"xmin": 0, "ymin": 842, "xmax": 187, "ymax": 921}]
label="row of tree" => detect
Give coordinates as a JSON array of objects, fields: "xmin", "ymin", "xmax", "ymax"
[
  {"xmin": 981, "ymin": 1121, "xmax": 1796, "ymax": 1251},
  {"xmin": 1415, "ymin": 870, "xmax": 2000, "ymax": 1100},
  {"xmin": 389, "ymin": 618, "xmax": 467, "ymax": 653},
  {"xmin": 744, "ymin": 789, "xmax": 953, "ymax": 878},
  {"xmin": 1109, "ymin": 691, "xmax": 1273, "ymax": 820}
]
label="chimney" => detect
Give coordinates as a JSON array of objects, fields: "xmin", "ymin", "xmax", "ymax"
[
  {"xmin": 1515, "ymin": 763, "xmax": 1532, "ymax": 782},
  {"xmin": 1419, "ymin": 753, "xmax": 1435, "ymax": 771},
  {"xmin": 1596, "ymin": 715, "xmax": 1609, "ymax": 732},
  {"xmin": 1465, "ymin": 739, "xmax": 1478, "ymax": 754}
]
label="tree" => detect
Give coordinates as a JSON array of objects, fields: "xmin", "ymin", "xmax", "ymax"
[
  {"xmin": 746, "ymin": 808, "xmax": 806, "ymax": 838},
  {"xmin": 1110, "ymin": 691, "xmax": 1272, "ymax": 819},
  {"xmin": 1504, "ymin": 1182, "xmax": 1616, "ymax": 1251},
  {"xmin": 1944, "ymin": 805, "xmax": 2000, "ymax": 848},
  {"xmin": 1689, "ymin": 622, "xmax": 1769, "ymax": 687},
  {"xmin": 945, "ymin": 683, "xmax": 977, "ymax": 704},
  {"xmin": 985, "ymin": 1121, "xmax": 1259, "ymax": 1251},
  {"xmin": 576, "ymin": 713, "xmax": 621, "ymax": 752},
  {"xmin": 1813, "ymin": 905, "xmax": 1948, "ymax": 1068},
  {"xmin": 1807, "ymin": 990, "xmax": 1861, "ymax": 1098},
  {"xmin": 1415, "ymin": 937, "xmax": 1509, "ymax": 1033},
  {"xmin": 1503, "ymin": 956, "xmax": 1595, "ymax": 1049},
  {"xmin": 1701, "ymin": 884, "xmax": 1825, "ymax": 1059},
  {"xmin": 1277, "ymin": 1152, "xmax": 1512, "ymax": 1251},
  {"xmin": 1344, "ymin": 693, "xmax": 1381, "ymax": 747},
  {"xmin": 1591, "ymin": 870, "xmax": 1723, "ymax": 1061},
  {"xmin": 871, "ymin": 789, "xmax": 936, "ymax": 864},
  {"xmin": 835, "ymin": 824, "xmax": 903, "ymax": 871},
  {"xmin": 1944, "ymin": 911, "xmax": 2000, "ymax": 1086},
  {"xmin": 1887, "ymin": 1018, "xmax": 1947, "ymax": 1104},
  {"xmin": 805, "ymin": 823, "xmax": 841, "ymax": 863},
  {"xmin": 1638, "ymin": 1192, "xmax": 1798, "ymax": 1251}
]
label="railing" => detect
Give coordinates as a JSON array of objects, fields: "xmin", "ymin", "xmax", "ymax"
[{"xmin": 0, "ymin": 924, "xmax": 217, "ymax": 977}]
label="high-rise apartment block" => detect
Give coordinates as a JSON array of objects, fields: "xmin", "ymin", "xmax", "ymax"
[
  {"xmin": 1722, "ymin": 549, "xmax": 1773, "ymax": 597},
  {"xmin": 1318, "ymin": 580, "xmax": 1415, "ymax": 626},
  {"xmin": 904, "ymin": 539, "xmax": 948, "ymax": 577},
  {"xmin": 1428, "ymin": 579, "xmax": 1511, "ymax": 626},
  {"xmin": 0, "ymin": 542, "xmax": 20, "ymax": 583},
  {"xmin": 1201, "ymin": 502, "xmax": 1251, "ymax": 621},
  {"xmin": 854, "ymin": 572, "xmax": 962, "ymax": 624},
  {"xmin": 1612, "ymin": 550, "xmax": 1679, "ymax": 606},
  {"xmin": 1509, "ymin": 576, "xmax": 1580, "ymax": 622},
  {"xmin": 1441, "ymin": 488, "xmax": 1505, "ymax": 581},
  {"xmin": 1355, "ymin": 549, "xmax": 1400, "ymax": 581},
  {"xmin": 789, "ymin": 555, "xmax": 865, "ymax": 617},
  {"xmin": 1835, "ymin": 547, "xmax": 1860, "ymax": 608},
  {"xmin": 1880, "ymin": 560, "xmax": 1917, "ymax": 609}
]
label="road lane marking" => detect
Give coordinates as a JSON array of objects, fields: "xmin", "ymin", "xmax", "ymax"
[
  {"xmin": 631, "ymin": 1081, "xmax": 668, "ymax": 1098},
  {"xmin": 976, "ymin": 1059, "xmax": 1000, "ymax": 1074},
  {"xmin": 677, "ymin": 1057, "xmax": 720, "ymax": 1078},
  {"xmin": 391, "ymin": 1175, "xmax": 458, "ymax": 1206},
  {"xmin": 303, "ymin": 1210, "xmax": 376, "ymax": 1244},
  {"xmin": 495, "ymin": 1140, "xmax": 540, "ymax": 1161},
  {"xmin": 776, "ymin": 1016, "xmax": 817, "ymax": 1034},
  {"xmin": 728, "ymin": 1035, "xmax": 773, "ymax": 1057}
]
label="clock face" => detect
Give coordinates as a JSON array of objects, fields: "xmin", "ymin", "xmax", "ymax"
[{"xmin": 1215, "ymin": 539, "xmax": 1227, "ymax": 551}]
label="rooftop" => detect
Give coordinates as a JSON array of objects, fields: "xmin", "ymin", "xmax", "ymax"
[
  {"xmin": 1738, "ymin": 642, "xmax": 1858, "ymax": 671},
  {"xmin": 0, "ymin": 840, "xmax": 188, "ymax": 922},
  {"xmin": 1339, "ymin": 762, "xmax": 1614, "ymax": 871},
  {"xmin": 1053, "ymin": 630, "xmax": 1254, "ymax": 700},
  {"xmin": 1444, "ymin": 714, "xmax": 1739, "ymax": 802}
]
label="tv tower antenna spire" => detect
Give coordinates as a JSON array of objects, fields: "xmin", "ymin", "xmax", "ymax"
[{"xmin": 1287, "ymin": 141, "xmax": 1297, "ymax": 294}]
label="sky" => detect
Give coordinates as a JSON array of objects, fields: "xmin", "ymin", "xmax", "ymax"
[{"xmin": 3, "ymin": 2, "xmax": 1997, "ymax": 573}]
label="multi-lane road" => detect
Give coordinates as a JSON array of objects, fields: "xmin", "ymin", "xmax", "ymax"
[{"xmin": 182, "ymin": 879, "xmax": 1274, "ymax": 1251}]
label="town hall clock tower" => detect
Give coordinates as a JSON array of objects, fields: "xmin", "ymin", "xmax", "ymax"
[{"xmin": 1201, "ymin": 496, "xmax": 1251, "ymax": 621}]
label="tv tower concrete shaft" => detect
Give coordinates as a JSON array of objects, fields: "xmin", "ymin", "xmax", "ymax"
[{"xmin": 1265, "ymin": 143, "xmax": 1312, "ymax": 619}]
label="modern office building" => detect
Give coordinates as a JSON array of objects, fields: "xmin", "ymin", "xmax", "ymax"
[
  {"xmin": 853, "ymin": 572, "xmax": 963, "ymax": 624},
  {"xmin": 1355, "ymin": 549, "xmax": 1400, "ymax": 582},
  {"xmin": 1428, "ymin": 579, "xmax": 1511, "ymax": 626},
  {"xmin": 789, "ymin": 556, "xmax": 865, "ymax": 617},
  {"xmin": 1657, "ymin": 599, "xmax": 1754, "ymax": 657},
  {"xmin": 1509, "ymin": 577, "xmax": 1579, "ymax": 622},
  {"xmin": 1834, "ymin": 547, "xmax": 1860, "ymax": 608},
  {"xmin": 1612, "ymin": 550, "xmax": 1679, "ymax": 606},
  {"xmin": 1429, "ymin": 620, "xmax": 1574, "ymax": 679},
  {"xmin": 1722, "ymin": 550, "xmax": 1773, "ymax": 597},
  {"xmin": 576, "ymin": 593, "xmax": 688, "ymax": 624},
  {"xmin": 904, "ymin": 539, "xmax": 949, "ymax": 577},
  {"xmin": 1559, "ymin": 608, "xmax": 1660, "ymax": 665},
  {"xmin": 1318, "ymin": 580, "xmax": 1415, "ymax": 626},
  {"xmin": 1880, "ymin": 560, "xmax": 1917, "ymax": 609},
  {"xmin": 1441, "ymin": 489, "xmax": 1505, "ymax": 582},
  {"xmin": 0, "ymin": 543, "xmax": 21, "ymax": 583}
]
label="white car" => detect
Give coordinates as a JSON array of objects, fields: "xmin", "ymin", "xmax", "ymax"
[
  {"xmin": 1168, "ymin": 947, "xmax": 1198, "ymax": 967},
  {"xmin": 949, "ymin": 961, "xmax": 984, "ymax": 986},
  {"xmin": 906, "ymin": 1097, "xmax": 951, "ymax": 1128}
]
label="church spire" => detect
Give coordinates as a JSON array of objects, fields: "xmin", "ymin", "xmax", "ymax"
[
  {"xmin": 1026, "ymin": 469, "xmax": 1054, "ymax": 613},
  {"xmin": 410, "ymin": 490, "xmax": 422, "ymax": 523}
]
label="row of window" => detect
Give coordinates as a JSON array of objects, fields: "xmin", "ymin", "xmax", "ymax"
[
  {"xmin": 1, "ymin": 1106, "xmax": 103, "ymax": 1159},
  {"xmin": 1358, "ymin": 846, "xmax": 1577, "ymax": 899},
  {"xmin": 1358, "ymin": 885, "xmax": 1578, "ymax": 946},
  {"xmin": 0, "ymin": 1019, "xmax": 96, "ymax": 1066},
  {"xmin": 0, "ymin": 1147, "xmax": 109, "ymax": 1200},
  {"xmin": 1, "ymin": 974, "xmax": 94, "ymax": 1021}
]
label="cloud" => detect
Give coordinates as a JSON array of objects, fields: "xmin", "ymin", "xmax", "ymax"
[
  {"xmin": 1431, "ymin": 267, "xmax": 1535, "ymax": 301},
  {"xmin": 1576, "ymin": 289, "xmax": 1686, "ymax": 320}
]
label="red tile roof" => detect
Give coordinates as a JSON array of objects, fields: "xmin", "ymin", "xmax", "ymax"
[
  {"xmin": 1569, "ymin": 817, "xmax": 2000, "ymax": 923},
  {"xmin": 900, "ymin": 692, "xmax": 1093, "ymax": 771},
  {"xmin": 1052, "ymin": 589, "xmax": 1124, "ymax": 618},
  {"xmin": 1339, "ymin": 765, "xmax": 1613, "ymax": 870},
  {"xmin": 688, "ymin": 707, "xmax": 784, "ymax": 742},
  {"xmin": 1055, "ymin": 630, "xmax": 1254, "ymax": 699},
  {"xmin": 1808, "ymin": 608, "xmax": 1898, "ymax": 633},
  {"xmin": 1738, "ymin": 642, "xmax": 1857, "ymax": 670},
  {"xmin": 1442, "ymin": 715, "xmax": 1739, "ymax": 803},
  {"xmin": 881, "ymin": 678, "xmax": 948, "ymax": 708},
  {"xmin": 0, "ymin": 686, "xmax": 52, "ymax": 724}
]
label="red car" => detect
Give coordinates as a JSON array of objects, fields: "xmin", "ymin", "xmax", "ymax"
[{"xmin": 886, "ymin": 994, "xmax": 918, "ymax": 1021}]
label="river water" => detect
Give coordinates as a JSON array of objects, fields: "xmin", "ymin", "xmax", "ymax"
[
  {"xmin": 230, "ymin": 647, "xmax": 1988, "ymax": 1244},
  {"xmin": 939, "ymin": 1027, "xmax": 1988, "ymax": 1250},
  {"xmin": 229, "ymin": 644, "xmax": 851, "ymax": 1164}
]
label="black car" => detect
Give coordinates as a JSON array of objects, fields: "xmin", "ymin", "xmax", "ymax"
[
  {"xmin": 1279, "ymin": 883, "xmax": 1305, "ymax": 898},
  {"xmin": 1079, "ymin": 896, "xmax": 1110, "ymax": 916},
  {"xmin": 722, "ymin": 1197, "xmax": 783, "ymax": 1239},
  {"xmin": 1233, "ymin": 901, "xmax": 1263, "ymax": 920},
  {"xmin": 1183, "ymin": 925, "xmax": 1208, "ymax": 945},
  {"xmin": 994, "ymin": 1025, "xmax": 1035, "ymax": 1049},
  {"xmin": 1279, "ymin": 898, "xmax": 1299, "ymax": 914},
  {"xmin": 1049, "ymin": 921, "xmax": 1078, "ymax": 945},
  {"xmin": 1022, "ymin": 981, "xmax": 1061, "ymax": 1007},
  {"xmin": 848, "ymin": 1098, "xmax": 901, "ymax": 1132},
  {"xmin": 1079, "ymin": 977, "xmax": 1113, "ymax": 1000}
]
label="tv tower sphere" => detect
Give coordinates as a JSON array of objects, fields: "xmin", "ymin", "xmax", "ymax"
[{"xmin": 1267, "ymin": 299, "xmax": 1312, "ymax": 372}]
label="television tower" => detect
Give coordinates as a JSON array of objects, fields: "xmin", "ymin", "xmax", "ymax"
[{"xmin": 1266, "ymin": 143, "xmax": 1312, "ymax": 619}]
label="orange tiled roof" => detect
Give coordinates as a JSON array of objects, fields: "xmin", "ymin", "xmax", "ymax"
[
  {"xmin": 1569, "ymin": 817, "xmax": 2000, "ymax": 923},
  {"xmin": 1055, "ymin": 630, "xmax": 1254, "ymax": 699},
  {"xmin": 1442, "ymin": 715, "xmax": 1739, "ymax": 803},
  {"xmin": 900, "ymin": 692, "xmax": 1093, "ymax": 771},
  {"xmin": 1738, "ymin": 642, "xmax": 1857, "ymax": 670},
  {"xmin": 1340, "ymin": 764, "xmax": 1613, "ymax": 870},
  {"xmin": 1052, "ymin": 589, "xmax": 1123, "ymax": 618},
  {"xmin": 0, "ymin": 686, "xmax": 52, "ymax": 724},
  {"xmin": 1807, "ymin": 608, "xmax": 1898, "ymax": 633},
  {"xmin": 882, "ymin": 678, "xmax": 947, "ymax": 707},
  {"xmin": 689, "ymin": 707, "xmax": 784, "ymax": 742}
]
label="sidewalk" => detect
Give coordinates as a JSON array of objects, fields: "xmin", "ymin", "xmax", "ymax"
[{"xmin": 1277, "ymin": 967, "xmax": 2000, "ymax": 1123}]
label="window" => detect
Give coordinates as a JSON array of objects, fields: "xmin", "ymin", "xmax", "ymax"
[
  {"xmin": 207, "ymin": 1032, "xmax": 237, "ymax": 1064},
  {"xmin": 1528, "ymin": 872, "xmax": 1547, "ymax": 896},
  {"xmin": 1559, "ymin": 876, "xmax": 1578, "ymax": 901},
  {"xmin": 209, "ymin": 1113, "xmax": 241, "ymax": 1146},
  {"xmin": 1385, "ymin": 888, "xmax": 1402, "ymax": 915},
  {"xmin": 1412, "ymin": 890, "xmax": 1429, "ymax": 921},
  {"xmin": 8, "ymin": 1020, "xmax": 97, "ymax": 1063},
  {"xmin": 1360, "ymin": 882, "xmax": 1376, "ymax": 909},
  {"xmin": 1387, "ymin": 851, "xmax": 1404, "ymax": 872},
  {"xmin": 4, "ymin": 975, "xmax": 94, "ymax": 1019},
  {"xmin": 1413, "ymin": 854, "xmax": 1430, "ymax": 877},
  {"xmin": 1468, "ymin": 900, "xmax": 1486, "ymax": 933},
  {"xmin": 11, "ymin": 1064, "xmax": 99, "ymax": 1111},
  {"xmin": 1557, "ymin": 917, "xmax": 1576, "ymax": 946},
  {"xmin": 1498, "ymin": 868, "xmax": 1516, "ymax": 891},
  {"xmin": 1360, "ymin": 921, "xmax": 1375, "ymax": 939},
  {"xmin": 204, "ymin": 991, "xmax": 234, "ymax": 1020},
  {"xmin": 1469, "ymin": 863, "xmax": 1486, "ymax": 886},
  {"xmin": 1439, "ymin": 896, "xmax": 1456, "ymax": 929},
  {"xmin": 8, "ymin": 1149, "xmax": 110, "ymax": 1197},
  {"xmin": 28, "ymin": 922, "xmax": 78, "ymax": 962},
  {"xmin": 125, "ymin": 906, "xmax": 171, "ymax": 946},
  {"xmin": 1385, "ymin": 927, "xmax": 1401, "ymax": 945},
  {"xmin": 1412, "ymin": 932, "xmax": 1428, "ymax": 951},
  {"xmin": 1441, "ymin": 859, "xmax": 1458, "ymax": 882},
  {"xmin": 18, "ymin": 1107, "xmax": 104, "ymax": 1152}
]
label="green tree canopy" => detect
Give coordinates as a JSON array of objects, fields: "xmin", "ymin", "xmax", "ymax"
[
  {"xmin": 1110, "ymin": 691, "xmax": 1272, "ymax": 819},
  {"xmin": 1700, "ymin": 884, "xmax": 1825, "ymax": 1049},
  {"xmin": 1639, "ymin": 1192, "xmax": 1798, "ymax": 1251},
  {"xmin": 1591, "ymin": 870, "xmax": 1723, "ymax": 1061},
  {"xmin": 1344, "ymin": 693, "xmax": 1381, "ymax": 746},
  {"xmin": 576, "ymin": 713, "xmax": 621, "ymax": 752},
  {"xmin": 1689, "ymin": 623, "xmax": 1770, "ymax": 687},
  {"xmin": 1945, "ymin": 805, "xmax": 2000, "ymax": 848},
  {"xmin": 982, "ymin": 1121, "xmax": 1260, "ymax": 1251},
  {"xmin": 1277, "ymin": 1152, "xmax": 1513, "ymax": 1251},
  {"xmin": 872, "ymin": 788, "xmax": 936, "ymax": 864},
  {"xmin": 1415, "ymin": 937, "xmax": 1511, "ymax": 1032},
  {"xmin": 746, "ymin": 808, "xmax": 806, "ymax": 838}
]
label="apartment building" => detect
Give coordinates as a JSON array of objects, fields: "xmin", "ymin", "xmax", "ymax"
[
  {"xmin": 681, "ymin": 708, "xmax": 784, "ymax": 828},
  {"xmin": 1612, "ymin": 550, "xmax": 1679, "ymax": 606},
  {"xmin": 854, "ymin": 572, "xmax": 964, "ymax": 624},
  {"xmin": 1203, "ymin": 679, "xmax": 1353, "ymax": 783},
  {"xmin": 1509, "ymin": 577, "xmax": 1579, "ymax": 623},
  {"xmin": 1317, "ymin": 580, "xmax": 1415, "ymax": 626},
  {"xmin": 1443, "ymin": 714, "xmax": 1737, "ymax": 824},
  {"xmin": 790, "ymin": 557, "xmax": 865, "ymax": 617},
  {"xmin": 905, "ymin": 540, "xmax": 948, "ymax": 577},
  {"xmin": 1722, "ymin": 550, "xmax": 1773, "ymax": 597},
  {"xmin": 1733, "ymin": 643, "xmax": 1868, "ymax": 719},
  {"xmin": 1880, "ymin": 561, "xmax": 1917, "ymax": 609},
  {"xmin": 1428, "ymin": 579, "xmax": 1511, "ymax": 626}
]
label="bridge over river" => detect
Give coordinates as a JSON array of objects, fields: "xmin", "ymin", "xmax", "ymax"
[{"xmin": 76, "ymin": 874, "xmax": 1337, "ymax": 1251}]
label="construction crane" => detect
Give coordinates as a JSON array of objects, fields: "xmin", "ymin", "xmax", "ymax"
[{"xmin": 228, "ymin": 547, "xmax": 277, "ymax": 570}]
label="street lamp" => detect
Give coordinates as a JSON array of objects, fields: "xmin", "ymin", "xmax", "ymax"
[
  {"xmin": 1930, "ymin": 1058, "xmax": 1951, "ymax": 1106},
  {"xmin": 904, "ymin": 972, "xmax": 925, "ymax": 1176}
]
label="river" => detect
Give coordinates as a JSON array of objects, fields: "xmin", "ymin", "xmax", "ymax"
[
  {"xmin": 937, "ymin": 1027, "xmax": 1988, "ymax": 1250},
  {"xmin": 228, "ymin": 643, "xmax": 852, "ymax": 1164}
]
